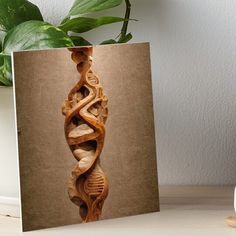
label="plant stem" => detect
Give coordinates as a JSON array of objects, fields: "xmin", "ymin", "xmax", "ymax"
[{"xmin": 119, "ymin": 0, "xmax": 131, "ymax": 41}]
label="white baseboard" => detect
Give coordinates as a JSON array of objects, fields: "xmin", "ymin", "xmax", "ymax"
[
  {"xmin": 0, "ymin": 196, "xmax": 20, "ymax": 218},
  {"xmin": 0, "ymin": 196, "xmax": 19, "ymax": 205}
]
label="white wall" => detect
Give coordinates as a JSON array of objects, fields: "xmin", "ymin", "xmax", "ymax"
[{"xmin": 0, "ymin": 0, "xmax": 236, "ymax": 197}]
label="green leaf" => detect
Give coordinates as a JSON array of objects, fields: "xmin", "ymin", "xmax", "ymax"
[
  {"xmin": 0, "ymin": 0, "xmax": 43, "ymax": 32},
  {"xmin": 0, "ymin": 40, "xmax": 2, "ymax": 57},
  {"xmin": 100, "ymin": 39, "xmax": 117, "ymax": 45},
  {"xmin": 70, "ymin": 36, "xmax": 91, "ymax": 46},
  {"xmin": 0, "ymin": 54, "xmax": 12, "ymax": 86},
  {"xmin": 59, "ymin": 16, "xmax": 127, "ymax": 33},
  {"xmin": 61, "ymin": 17, "xmax": 70, "ymax": 25},
  {"xmin": 0, "ymin": 33, "xmax": 5, "ymax": 66},
  {"xmin": 100, "ymin": 33, "xmax": 133, "ymax": 45},
  {"xmin": 1, "ymin": 21, "xmax": 74, "ymax": 85},
  {"xmin": 68, "ymin": 0, "xmax": 123, "ymax": 17},
  {"xmin": 118, "ymin": 32, "xmax": 132, "ymax": 43},
  {"xmin": 3, "ymin": 21, "xmax": 74, "ymax": 54}
]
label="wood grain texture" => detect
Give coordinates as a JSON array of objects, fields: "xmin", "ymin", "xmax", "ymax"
[
  {"xmin": 62, "ymin": 47, "xmax": 108, "ymax": 222},
  {"xmin": 226, "ymin": 216, "xmax": 236, "ymax": 228}
]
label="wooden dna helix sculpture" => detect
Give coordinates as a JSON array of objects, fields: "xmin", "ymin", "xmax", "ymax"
[{"xmin": 62, "ymin": 47, "xmax": 108, "ymax": 222}]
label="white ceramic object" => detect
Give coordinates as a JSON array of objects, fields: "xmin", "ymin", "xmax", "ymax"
[
  {"xmin": 0, "ymin": 87, "xmax": 19, "ymax": 198},
  {"xmin": 225, "ymin": 186, "xmax": 236, "ymax": 228}
]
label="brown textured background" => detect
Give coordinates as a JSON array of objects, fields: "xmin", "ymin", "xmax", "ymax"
[{"xmin": 13, "ymin": 43, "xmax": 159, "ymax": 231}]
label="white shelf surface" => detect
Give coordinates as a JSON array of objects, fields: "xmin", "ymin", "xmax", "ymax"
[{"xmin": 0, "ymin": 186, "xmax": 235, "ymax": 236}]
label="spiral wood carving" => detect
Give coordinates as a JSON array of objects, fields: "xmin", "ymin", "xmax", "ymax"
[{"xmin": 62, "ymin": 47, "xmax": 108, "ymax": 222}]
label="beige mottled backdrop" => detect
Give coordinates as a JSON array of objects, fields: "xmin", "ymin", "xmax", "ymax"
[{"xmin": 13, "ymin": 43, "xmax": 159, "ymax": 231}]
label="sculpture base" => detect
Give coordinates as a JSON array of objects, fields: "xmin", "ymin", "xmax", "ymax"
[{"xmin": 226, "ymin": 216, "xmax": 236, "ymax": 228}]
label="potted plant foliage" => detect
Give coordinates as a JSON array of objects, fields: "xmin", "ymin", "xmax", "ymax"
[
  {"xmin": 0, "ymin": 0, "xmax": 133, "ymax": 201},
  {"xmin": 0, "ymin": 0, "xmax": 133, "ymax": 86}
]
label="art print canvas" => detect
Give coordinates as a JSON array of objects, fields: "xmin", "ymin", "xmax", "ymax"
[{"xmin": 12, "ymin": 42, "xmax": 159, "ymax": 231}]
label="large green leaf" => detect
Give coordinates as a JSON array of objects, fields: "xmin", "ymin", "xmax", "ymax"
[
  {"xmin": 0, "ymin": 33, "xmax": 5, "ymax": 69},
  {"xmin": 1, "ymin": 21, "xmax": 74, "ymax": 85},
  {"xmin": 0, "ymin": 0, "xmax": 43, "ymax": 32},
  {"xmin": 0, "ymin": 39, "xmax": 2, "ymax": 57},
  {"xmin": 59, "ymin": 16, "xmax": 126, "ymax": 33},
  {"xmin": 0, "ymin": 54, "xmax": 12, "ymax": 86},
  {"xmin": 3, "ymin": 21, "xmax": 74, "ymax": 54},
  {"xmin": 68, "ymin": 0, "xmax": 123, "ymax": 16}
]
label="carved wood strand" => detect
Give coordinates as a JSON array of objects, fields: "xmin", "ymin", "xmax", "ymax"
[{"xmin": 62, "ymin": 47, "xmax": 108, "ymax": 222}]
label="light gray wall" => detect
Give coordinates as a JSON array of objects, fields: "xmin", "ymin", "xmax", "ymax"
[{"xmin": 0, "ymin": 0, "xmax": 236, "ymax": 197}]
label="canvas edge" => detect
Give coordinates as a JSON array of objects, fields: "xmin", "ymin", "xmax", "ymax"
[{"xmin": 11, "ymin": 51, "xmax": 23, "ymax": 231}]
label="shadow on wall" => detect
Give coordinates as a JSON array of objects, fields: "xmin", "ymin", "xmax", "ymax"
[
  {"xmin": 101, "ymin": 0, "xmax": 236, "ymax": 185},
  {"xmin": 146, "ymin": 0, "xmax": 236, "ymax": 185}
]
